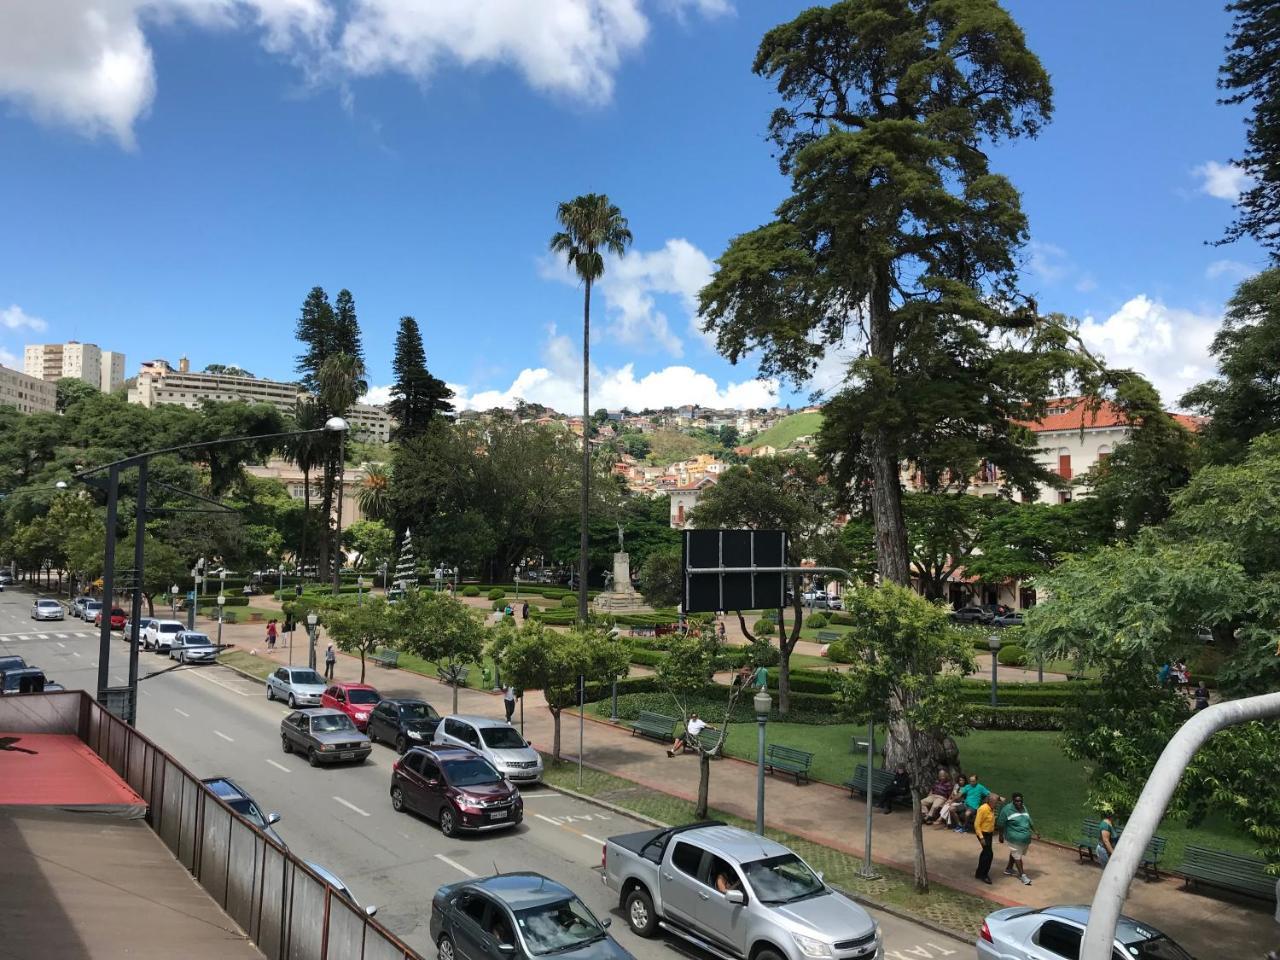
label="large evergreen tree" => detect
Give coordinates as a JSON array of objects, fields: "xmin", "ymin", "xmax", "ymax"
[
  {"xmin": 1218, "ymin": 0, "xmax": 1280, "ymax": 256},
  {"xmin": 295, "ymin": 287, "xmax": 336, "ymax": 392},
  {"xmin": 388, "ymin": 316, "xmax": 454, "ymax": 441}
]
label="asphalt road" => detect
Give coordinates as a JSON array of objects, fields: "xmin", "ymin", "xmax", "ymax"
[{"xmin": 0, "ymin": 586, "xmax": 970, "ymax": 960}]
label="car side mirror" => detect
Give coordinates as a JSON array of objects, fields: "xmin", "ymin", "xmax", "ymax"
[
  {"xmin": 725, "ymin": 890, "xmax": 745, "ymax": 905},
  {"xmin": 816, "ymin": 871, "xmax": 824, "ymax": 883},
  {"xmin": 496, "ymin": 944, "xmax": 517, "ymax": 955},
  {"xmin": 426, "ymin": 779, "xmax": 440, "ymax": 788},
  {"xmin": 364, "ymin": 905, "xmax": 378, "ymax": 918},
  {"xmin": 601, "ymin": 918, "xmax": 611, "ymax": 929},
  {"xmin": 267, "ymin": 813, "xmax": 281, "ymax": 825}
]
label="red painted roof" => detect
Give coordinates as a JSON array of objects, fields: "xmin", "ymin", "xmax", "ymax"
[{"xmin": 1021, "ymin": 398, "xmax": 1205, "ymax": 434}]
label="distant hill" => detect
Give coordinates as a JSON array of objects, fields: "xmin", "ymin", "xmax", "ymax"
[
  {"xmin": 748, "ymin": 411, "xmax": 823, "ymax": 451},
  {"xmin": 646, "ymin": 428, "xmax": 720, "ymax": 463}
]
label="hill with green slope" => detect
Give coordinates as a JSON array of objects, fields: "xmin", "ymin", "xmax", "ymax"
[{"xmin": 748, "ymin": 411, "xmax": 823, "ymax": 450}]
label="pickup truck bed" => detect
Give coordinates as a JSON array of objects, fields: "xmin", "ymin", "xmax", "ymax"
[{"xmin": 608, "ymin": 828, "xmax": 666, "ymax": 857}]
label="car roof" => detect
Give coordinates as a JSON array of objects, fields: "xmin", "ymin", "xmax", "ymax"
[
  {"xmin": 284, "ymin": 666, "xmax": 323, "ymax": 676},
  {"xmin": 411, "ymin": 744, "xmax": 479, "ymax": 762},
  {"xmin": 382, "ymin": 697, "xmax": 430, "ymax": 706},
  {"xmin": 677, "ymin": 824, "xmax": 795, "ymax": 862},
  {"xmin": 332, "ymin": 681, "xmax": 378, "ymax": 690},
  {"xmin": 202, "ymin": 777, "xmax": 246, "ymax": 801},
  {"xmin": 35, "ymin": 598, "xmax": 61, "ymax": 604},
  {"xmin": 445, "ymin": 714, "xmax": 514, "ymax": 729},
  {"xmin": 302, "ymin": 708, "xmax": 349, "ymax": 719},
  {"xmin": 304, "ymin": 861, "xmax": 351, "ymax": 895},
  {"xmin": 468, "ymin": 873, "xmax": 575, "ymax": 909},
  {"xmin": 155, "ymin": 619, "xmax": 185, "ymax": 627},
  {"xmin": 1037, "ymin": 906, "xmax": 1161, "ymax": 943}
]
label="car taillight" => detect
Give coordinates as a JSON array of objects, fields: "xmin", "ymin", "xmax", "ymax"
[
  {"xmin": 392, "ymin": 759, "xmax": 401, "ymax": 773},
  {"xmin": 601, "ymin": 844, "xmax": 607, "ymax": 870},
  {"xmin": 980, "ymin": 921, "xmax": 993, "ymax": 943}
]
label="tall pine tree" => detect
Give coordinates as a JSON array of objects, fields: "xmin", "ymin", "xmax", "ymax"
[
  {"xmin": 295, "ymin": 287, "xmax": 335, "ymax": 392},
  {"xmin": 388, "ymin": 316, "xmax": 454, "ymax": 442}
]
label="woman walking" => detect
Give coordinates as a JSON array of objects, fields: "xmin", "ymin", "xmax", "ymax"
[{"xmin": 266, "ymin": 619, "xmax": 277, "ymax": 651}]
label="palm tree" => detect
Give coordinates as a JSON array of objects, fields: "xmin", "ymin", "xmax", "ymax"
[
  {"xmin": 358, "ymin": 462, "xmax": 391, "ymax": 522},
  {"xmin": 318, "ymin": 353, "xmax": 368, "ymax": 593},
  {"xmin": 549, "ymin": 194, "xmax": 632, "ymax": 623},
  {"xmin": 282, "ymin": 398, "xmax": 324, "ymax": 584}
]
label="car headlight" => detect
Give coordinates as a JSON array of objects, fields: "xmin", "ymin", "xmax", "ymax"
[
  {"xmin": 319, "ymin": 743, "xmax": 336, "ymax": 751},
  {"xmin": 791, "ymin": 934, "xmax": 833, "ymax": 958},
  {"xmin": 407, "ymin": 730, "xmax": 424, "ymax": 739}
]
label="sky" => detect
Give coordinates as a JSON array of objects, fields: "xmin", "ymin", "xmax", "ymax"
[{"xmin": 0, "ymin": 1, "xmax": 1265, "ymax": 414}]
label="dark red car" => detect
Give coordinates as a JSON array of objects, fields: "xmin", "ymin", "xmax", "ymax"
[
  {"xmin": 95, "ymin": 607, "xmax": 127, "ymax": 630},
  {"xmin": 321, "ymin": 682, "xmax": 381, "ymax": 731},
  {"xmin": 390, "ymin": 745, "xmax": 522, "ymax": 837}
]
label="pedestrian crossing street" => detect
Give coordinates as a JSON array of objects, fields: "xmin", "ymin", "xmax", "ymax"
[{"xmin": 0, "ymin": 629, "xmax": 101, "ymax": 642}]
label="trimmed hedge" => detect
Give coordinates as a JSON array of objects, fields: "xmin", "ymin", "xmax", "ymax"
[
  {"xmin": 488, "ymin": 588, "xmax": 506, "ymax": 601},
  {"xmin": 965, "ymin": 705, "xmax": 1066, "ymax": 731},
  {"xmin": 560, "ymin": 594, "xmax": 579, "ymax": 609},
  {"xmin": 592, "ymin": 690, "xmax": 846, "ymax": 726},
  {"xmin": 828, "ymin": 613, "xmax": 856, "ymax": 627},
  {"xmin": 805, "ymin": 612, "xmax": 829, "ymax": 629},
  {"xmin": 998, "ymin": 644, "xmax": 1028, "ymax": 667},
  {"xmin": 462, "ymin": 585, "xmax": 481, "ymax": 597}
]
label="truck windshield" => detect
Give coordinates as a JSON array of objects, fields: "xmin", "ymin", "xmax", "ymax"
[
  {"xmin": 741, "ymin": 854, "xmax": 824, "ymax": 904},
  {"xmin": 481, "ymin": 727, "xmax": 525, "ymax": 749},
  {"xmin": 515, "ymin": 897, "xmax": 606, "ymax": 955}
]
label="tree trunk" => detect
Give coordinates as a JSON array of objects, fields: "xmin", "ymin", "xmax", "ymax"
[
  {"xmin": 551, "ymin": 706, "xmax": 562, "ymax": 760},
  {"xmin": 359, "ymin": 649, "xmax": 366, "ymax": 683},
  {"xmin": 695, "ymin": 749, "xmax": 711, "ymax": 819},
  {"xmin": 578, "ymin": 278, "xmax": 593, "ymax": 625},
  {"xmin": 866, "ymin": 276, "xmax": 910, "ymax": 587},
  {"xmin": 144, "ymin": 592, "xmax": 154, "ymax": 618}
]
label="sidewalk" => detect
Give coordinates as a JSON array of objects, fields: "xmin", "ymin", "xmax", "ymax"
[{"xmin": 208, "ymin": 614, "xmax": 1269, "ymax": 957}]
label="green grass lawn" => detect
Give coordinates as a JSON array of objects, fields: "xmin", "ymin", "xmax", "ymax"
[
  {"xmin": 218, "ymin": 649, "xmax": 274, "ymax": 680},
  {"xmin": 700, "ymin": 721, "xmax": 1256, "ymax": 870},
  {"xmin": 748, "ymin": 411, "xmax": 824, "ymax": 450}
]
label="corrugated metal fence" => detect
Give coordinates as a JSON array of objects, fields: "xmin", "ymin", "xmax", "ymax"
[{"xmin": 0, "ymin": 691, "xmax": 425, "ymax": 960}]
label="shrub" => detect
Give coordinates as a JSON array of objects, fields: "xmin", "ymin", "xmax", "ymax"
[
  {"xmin": 462, "ymin": 585, "xmax": 480, "ymax": 597},
  {"xmin": 964, "ymin": 705, "xmax": 1066, "ymax": 731},
  {"xmin": 998, "ymin": 644, "xmax": 1028, "ymax": 667},
  {"xmin": 829, "ymin": 613, "xmax": 856, "ymax": 627},
  {"xmin": 745, "ymin": 636, "xmax": 780, "ymax": 668},
  {"xmin": 825, "ymin": 637, "xmax": 858, "ymax": 663},
  {"xmin": 487, "ymin": 588, "xmax": 506, "ymax": 601},
  {"xmin": 806, "ymin": 612, "xmax": 829, "ymax": 629},
  {"xmin": 769, "ymin": 668, "xmax": 841, "ymax": 694},
  {"xmin": 591, "ymin": 690, "xmax": 845, "ymax": 726},
  {"xmin": 753, "ymin": 618, "xmax": 777, "ymax": 636}
]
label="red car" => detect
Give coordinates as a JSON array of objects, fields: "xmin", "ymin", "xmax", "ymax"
[
  {"xmin": 95, "ymin": 607, "xmax": 127, "ymax": 630},
  {"xmin": 321, "ymin": 682, "xmax": 381, "ymax": 731}
]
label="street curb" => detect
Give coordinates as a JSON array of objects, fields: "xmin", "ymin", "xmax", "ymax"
[
  {"xmin": 542, "ymin": 779, "xmax": 968, "ymax": 945},
  {"xmin": 217, "ymin": 657, "xmax": 270, "ymax": 685}
]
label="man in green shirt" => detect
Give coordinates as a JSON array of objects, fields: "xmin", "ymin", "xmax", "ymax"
[{"xmin": 997, "ymin": 792, "xmax": 1041, "ymax": 885}]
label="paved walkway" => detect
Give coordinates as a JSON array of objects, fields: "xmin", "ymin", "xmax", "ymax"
[{"xmin": 201, "ymin": 612, "xmax": 1271, "ymax": 959}]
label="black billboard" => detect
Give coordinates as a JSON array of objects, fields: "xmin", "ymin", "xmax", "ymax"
[{"xmin": 681, "ymin": 529, "xmax": 788, "ymax": 614}]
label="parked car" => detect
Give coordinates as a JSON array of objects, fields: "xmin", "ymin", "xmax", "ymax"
[
  {"xmin": 1, "ymin": 667, "xmax": 49, "ymax": 695},
  {"xmin": 201, "ymin": 776, "xmax": 285, "ymax": 848},
  {"xmin": 31, "ymin": 598, "xmax": 65, "ymax": 621},
  {"xmin": 0, "ymin": 655, "xmax": 27, "ymax": 674},
  {"xmin": 143, "ymin": 619, "xmax": 186, "ymax": 653},
  {"xmin": 431, "ymin": 873, "xmax": 629, "ymax": 960},
  {"xmin": 993, "ymin": 612, "xmax": 1024, "ymax": 628},
  {"xmin": 170, "ymin": 631, "xmax": 218, "ymax": 664},
  {"xmin": 978, "ymin": 602, "xmax": 1014, "ymax": 619},
  {"xmin": 266, "ymin": 665, "xmax": 327, "ymax": 708},
  {"xmin": 977, "ymin": 904, "xmax": 1194, "ymax": 960},
  {"xmin": 367, "ymin": 698, "xmax": 443, "ymax": 754},
  {"xmin": 321, "ymin": 682, "xmax": 382, "ymax": 732},
  {"xmin": 304, "ymin": 861, "xmax": 377, "ymax": 917},
  {"xmin": 280, "ymin": 708, "xmax": 372, "ymax": 766},
  {"xmin": 603, "ymin": 822, "xmax": 881, "ymax": 960},
  {"xmin": 0, "ymin": 570, "xmax": 15, "ymax": 586},
  {"xmin": 122, "ymin": 617, "xmax": 157, "ymax": 642},
  {"xmin": 390, "ymin": 745, "xmax": 523, "ymax": 836},
  {"xmin": 949, "ymin": 605, "xmax": 994, "ymax": 625},
  {"xmin": 432, "ymin": 715, "xmax": 543, "ymax": 783},
  {"xmin": 81, "ymin": 599, "xmax": 102, "ymax": 623},
  {"xmin": 70, "ymin": 595, "xmax": 92, "ymax": 617},
  {"xmin": 94, "ymin": 607, "xmax": 127, "ymax": 630}
]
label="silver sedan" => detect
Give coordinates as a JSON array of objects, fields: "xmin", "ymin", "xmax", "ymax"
[
  {"xmin": 265, "ymin": 665, "xmax": 327, "ymax": 708},
  {"xmin": 977, "ymin": 904, "xmax": 1194, "ymax": 960}
]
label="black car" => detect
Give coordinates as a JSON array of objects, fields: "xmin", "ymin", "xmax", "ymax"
[
  {"xmin": 368, "ymin": 697, "xmax": 442, "ymax": 754},
  {"xmin": 950, "ymin": 605, "xmax": 994, "ymax": 625},
  {"xmin": 390, "ymin": 745, "xmax": 522, "ymax": 836}
]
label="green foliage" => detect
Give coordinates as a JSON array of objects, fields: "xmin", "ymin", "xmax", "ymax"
[
  {"xmin": 655, "ymin": 633, "xmax": 720, "ymax": 704},
  {"xmin": 638, "ymin": 548, "xmax": 681, "ymax": 608},
  {"xmin": 559, "ymin": 594, "xmax": 578, "ymax": 609},
  {"xmin": 388, "ymin": 315, "xmax": 454, "ymax": 441},
  {"xmin": 487, "ymin": 588, "xmax": 506, "ymax": 601},
  {"xmin": 462, "ymin": 585, "xmax": 480, "ymax": 597},
  {"xmin": 345, "ymin": 519, "xmax": 393, "ymax": 572},
  {"xmin": 965, "ymin": 501, "xmax": 1108, "ymax": 583},
  {"xmin": 997, "ymin": 644, "xmax": 1027, "ymax": 667},
  {"xmin": 746, "ymin": 411, "xmax": 822, "ymax": 451},
  {"xmin": 745, "ymin": 635, "xmax": 781, "ymax": 668},
  {"xmin": 964, "ymin": 705, "xmax": 1066, "ymax": 731},
  {"xmin": 805, "ymin": 612, "xmax": 828, "ymax": 628},
  {"xmin": 395, "ymin": 589, "xmax": 486, "ymax": 674},
  {"xmin": 55, "ymin": 377, "xmax": 99, "ymax": 414},
  {"xmin": 321, "ymin": 597, "xmax": 398, "ymax": 683}
]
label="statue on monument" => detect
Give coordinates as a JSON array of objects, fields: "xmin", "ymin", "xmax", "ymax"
[{"xmin": 617, "ymin": 522, "xmax": 625, "ymax": 553}]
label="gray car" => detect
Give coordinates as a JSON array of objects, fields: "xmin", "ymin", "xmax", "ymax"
[
  {"xmin": 280, "ymin": 708, "xmax": 372, "ymax": 766},
  {"xmin": 431, "ymin": 873, "xmax": 632, "ymax": 960},
  {"xmin": 266, "ymin": 665, "xmax": 327, "ymax": 708},
  {"xmin": 202, "ymin": 776, "xmax": 285, "ymax": 848},
  {"xmin": 170, "ymin": 631, "xmax": 217, "ymax": 664},
  {"xmin": 305, "ymin": 861, "xmax": 377, "ymax": 917},
  {"xmin": 31, "ymin": 598, "xmax": 65, "ymax": 621},
  {"xmin": 82, "ymin": 599, "xmax": 102, "ymax": 622},
  {"xmin": 433, "ymin": 715, "xmax": 544, "ymax": 783},
  {"xmin": 977, "ymin": 904, "xmax": 1194, "ymax": 960}
]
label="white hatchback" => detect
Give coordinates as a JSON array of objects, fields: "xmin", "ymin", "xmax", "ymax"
[{"xmin": 144, "ymin": 619, "xmax": 187, "ymax": 653}]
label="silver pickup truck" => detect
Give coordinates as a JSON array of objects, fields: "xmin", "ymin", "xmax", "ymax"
[{"xmin": 602, "ymin": 822, "xmax": 882, "ymax": 960}]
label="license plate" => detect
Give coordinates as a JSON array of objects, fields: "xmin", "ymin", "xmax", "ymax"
[
  {"xmin": 340, "ymin": 752, "xmax": 355, "ymax": 760},
  {"xmin": 490, "ymin": 809, "xmax": 509, "ymax": 820}
]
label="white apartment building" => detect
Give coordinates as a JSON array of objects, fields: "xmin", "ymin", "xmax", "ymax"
[
  {"xmin": 129, "ymin": 366, "xmax": 394, "ymax": 442},
  {"xmin": 0, "ymin": 364, "xmax": 57, "ymax": 414},
  {"xmin": 24, "ymin": 341, "xmax": 124, "ymax": 392}
]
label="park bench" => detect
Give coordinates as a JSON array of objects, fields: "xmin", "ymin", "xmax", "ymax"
[
  {"xmin": 1181, "ymin": 846, "xmax": 1276, "ymax": 901},
  {"xmin": 631, "ymin": 710, "xmax": 677, "ymax": 742},
  {"xmin": 686, "ymin": 725, "xmax": 723, "ymax": 757},
  {"xmin": 843, "ymin": 763, "xmax": 906, "ymax": 806},
  {"xmin": 815, "ymin": 630, "xmax": 842, "ymax": 644},
  {"xmin": 439, "ymin": 664, "xmax": 469, "ymax": 687},
  {"xmin": 1076, "ymin": 819, "xmax": 1168, "ymax": 880},
  {"xmin": 369, "ymin": 648, "xmax": 400, "ymax": 669},
  {"xmin": 764, "ymin": 744, "xmax": 814, "ymax": 784}
]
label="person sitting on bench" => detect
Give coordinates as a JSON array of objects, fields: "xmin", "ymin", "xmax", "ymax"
[
  {"xmin": 879, "ymin": 764, "xmax": 912, "ymax": 813},
  {"xmin": 668, "ymin": 713, "xmax": 706, "ymax": 757}
]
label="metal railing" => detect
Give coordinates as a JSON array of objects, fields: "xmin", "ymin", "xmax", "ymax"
[{"xmin": 0, "ymin": 691, "xmax": 425, "ymax": 960}]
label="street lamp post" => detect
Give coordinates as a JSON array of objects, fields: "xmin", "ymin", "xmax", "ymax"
[
  {"xmin": 379, "ymin": 562, "xmax": 388, "ymax": 593},
  {"xmin": 170, "ymin": 584, "xmax": 178, "ymax": 619},
  {"xmin": 988, "ymin": 633, "xmax": 1002, "ymax": 707},
  {"xmin": 754, "ymin": 689, "xmax": 771, "ymax": 835},
  {"xmin": 307, "ymin": 611, "xmax": 319, "ymax": 671},
  {"xmin": 216, "ymin": 594, "xmax": 226, "ymax": 647},
  {"xmin": 515, "ymin": 567, "xmax": 521, "ymax": 601}
]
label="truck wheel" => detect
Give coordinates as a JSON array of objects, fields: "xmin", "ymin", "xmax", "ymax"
[
  {"xmin": 754, "ymin": 949, "xmax": 784, "ymax": 960},
  {"xmin": 624, "ymin": 888, "xmax": 658, "ymax": 938}
]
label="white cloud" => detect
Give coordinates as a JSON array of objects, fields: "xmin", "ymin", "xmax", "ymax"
[
  {"xmin": 1194, "ymin": 160, "xmax": 1254, "ymax": 201},
  {"xmin": 361, "ymin": 383, "xmax": 393, "ymax": 405},
  {"xmin": 0, "ymin": 348, "xmax": 19, "ymax": 368},
  {"xmin": 1026, "ymin": 240, "xmax": 1070, "ymax": 283},
  {"xmin": 1, "ymin": 305, "xmax": 48, "ymax": 332},
  {"xmin": 1078, "ymin": 295, "xmax": 1220, "ymax": 407},
  {"xmin": 1205, "ymin": 259, "xmax": 1255, "ymax": 281},
  {"xmin": 0, "ymin": 0, "xmax": 728, "ymax": 146}
]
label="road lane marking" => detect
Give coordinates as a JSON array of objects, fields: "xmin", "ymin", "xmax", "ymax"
[
  {"xmin": 534, "ymin": 814, "xmax": 562, "ymax": 826},
  {"xmin": 434, "ymin": 854, "xmax": 477, "ymax": 877},
  {"xmin": 56, "ymin": 641, "xmax": 66, "ymax": 648},
  {"xmin": 37, "ymin": 634, "xmax": 49, "ymax": 640},
  {"xmin": 174, "ymin": 708, "xmax": 191, "ymax": 718},
  {"xmin": 214, "ymin": 730, "xmax": 234, "ymax": 742},
  {"xmin": 71, "ymin": 651, "xmax": 82, "ymax": 658},
  {"xmin": 333, "ymin": 796, "xmax": 370, "ymax": 817},
  {"xmin": 535, "ymin": 813, "xmax": 608, "ymax": 848},
  {"xmin": 582, "ymin": 833, "xmax": 604, "ymax": 845},
  {"xmin": 265, "ymin": 759, "xmax": 291, "ymax": 773},
  {"xmin": 189, "ymin": 668, "xmax": 252, "ymax": 697}
]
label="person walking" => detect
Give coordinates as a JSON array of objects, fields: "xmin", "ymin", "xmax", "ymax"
[
  {"xmin": 266, "ymin": 619, "xmax": 278, "ymax": 652},
  {"xmin": 1193, "ymin": 681, "xmax": 1210, "ymax": 712},
  {"xmin": 974, "ymin": 793, "xmax": 999, "ymax": 884},
  {"xmin": 997, "ymin": 793, "xmax": 1041, "ymax": 885},
  {"xmin": 503, "ymin": 685, "xmax": 517, "ymax": 723},
  {"xmin": 1095, "ymin": 811, "xmax": 1118, "ymax": 867},
  {"xmin": 521, "ymin": 601, "xmax": 529, "ymax": 620},
  {"xmin": 324, "ymin": 642, "xmax": 336, "ymax": 680}
]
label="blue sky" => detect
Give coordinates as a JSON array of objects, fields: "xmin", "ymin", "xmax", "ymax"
[{"xmin": 0, "ymin": 1, "xmax": 1263, "ymax": 412}]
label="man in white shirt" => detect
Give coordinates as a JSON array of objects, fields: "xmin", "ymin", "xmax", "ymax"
[{"xmin": 668, "ymin": 713, "xmax": 707, "ymax": 757}]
